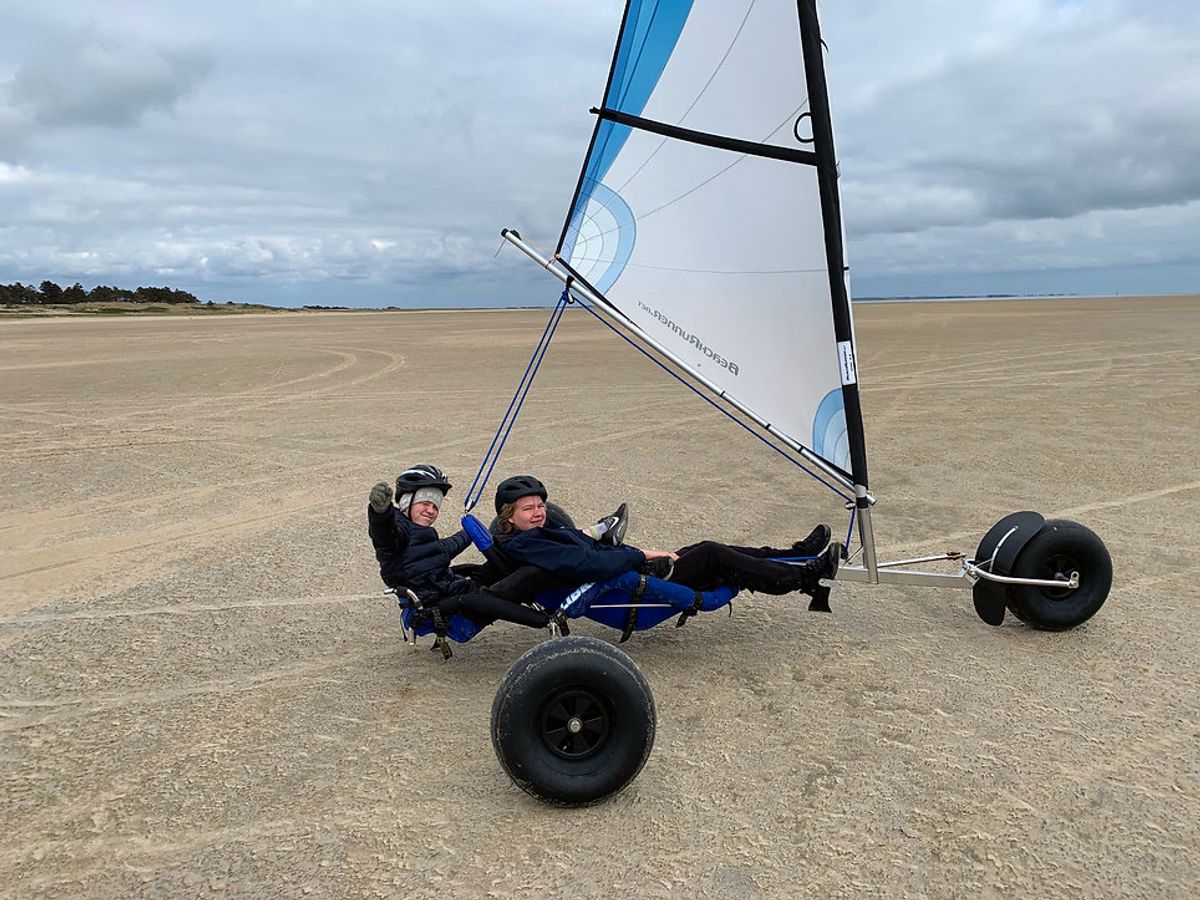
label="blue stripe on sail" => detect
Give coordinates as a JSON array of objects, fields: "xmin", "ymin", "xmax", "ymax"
[
  {"xmin": 584, "ymin": 182, "xmax": 637, "ymax": 293},
  {"xmin": 813, "ymin": 388, "xmax": 850, "ymax": 472},
  {"xmin": 563, "ymin": 0, "xmax": 692, "ymax": 263},
  {"xmin": 609, "ymin": 0, "xmax": 693, "ymax": 115}
]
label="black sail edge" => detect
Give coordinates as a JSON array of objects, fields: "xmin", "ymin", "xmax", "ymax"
[
  {"xmin": 795, "ymin": 0, "xmax": 870, "ymax": 492},
  {"xmin": 555, "ymin": 1, "xmax": 638, "ymax": 257}
]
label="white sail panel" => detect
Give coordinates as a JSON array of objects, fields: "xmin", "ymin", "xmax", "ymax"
[
  {"xmin": 637, "ymin": 1, "xmax": 811, "ymax": 153},
  {"xmin": 560, "ymin": 0, "xmax": 855, "ymax": 474}
]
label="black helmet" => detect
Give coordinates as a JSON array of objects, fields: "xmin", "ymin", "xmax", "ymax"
[
  {"xmin": 494, "ymin": 475, "xmax": 547, "ymax": 513},
  {"xmin": 395, "ymin": 464, "xmax": 452, "ymax": 497}
]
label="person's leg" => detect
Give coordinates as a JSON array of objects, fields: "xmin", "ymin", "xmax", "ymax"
[
  {"xmin": 672, "ymin": 541, "xmax": 836, "ymax": 595},
  {"xmin": 484, "ymin": 565, "xmax": 573, "ymax": 604},
  {"xmin": 436, "ymin": 590, "xmax": 550, "ymax": 629},
  {"xmin": 675, "ymin": 525, "xmax": 830, "ymax": 560},
  {"xmin": 676, "ymin": 540, "xmax": 788, "ymax": 559}
]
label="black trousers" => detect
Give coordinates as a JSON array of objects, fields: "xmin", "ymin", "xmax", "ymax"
[
  {"xmin": 670, "ymin": 540, "xmax": 812, "ymax": 595},
  {"xmin": 433, "ymin": 565, "xmax": 571, "ymax": 630},
  {"xmin": 433, "ymin": 590, "xmax": 549, "ymax": 629}
]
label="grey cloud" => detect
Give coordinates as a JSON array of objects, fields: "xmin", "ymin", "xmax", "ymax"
[
  {"xmin": 4, "ymin": 31, "xmax": 211, "ymax": 130},
  {"xmin": 1, "ymin": 0, "xmax": 1196, "ymax": 305},
  {"xmin": 835, "ymin": 3, "xmax": 1200, "ymax": 238},
  {"xmin": 0, "ymin": 2, "xmax": 616, "ymax": 300},
  {"xmin": 847, "ymin": 197, "xmax": 1200, "ymax": 283}
]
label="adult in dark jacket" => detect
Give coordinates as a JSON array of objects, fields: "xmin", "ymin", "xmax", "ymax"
[
  {"xmin": 368, "ymin": 465, "xmax": 553, "ymax": 631},
  {"xmin": 493, "ymin": 475, "xmax": 840, "ymax": 597}
]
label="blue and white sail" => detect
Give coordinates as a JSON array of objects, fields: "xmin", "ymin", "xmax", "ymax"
[{"xmin": 555, "ymin": 0, "xmax": 868, "ymax": 487}]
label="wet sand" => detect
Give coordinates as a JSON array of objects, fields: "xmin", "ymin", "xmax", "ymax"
[{"xmin": 2, "ymin": 296, "xmax": 1197, "ymax": 897}]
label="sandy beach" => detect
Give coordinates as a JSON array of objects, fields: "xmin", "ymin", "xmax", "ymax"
[{"xmin": 2, "ymin": 295, "xmax": 1198, "ymax": 898}]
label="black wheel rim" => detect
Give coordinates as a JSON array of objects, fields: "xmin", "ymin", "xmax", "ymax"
[
  {"xmin": 1038, "ymin": 551, "xmax": 1079, "ymax": 600},
  {"xmin": 540, "ymin": 688, "xmax": 611, "ymax": 759}
]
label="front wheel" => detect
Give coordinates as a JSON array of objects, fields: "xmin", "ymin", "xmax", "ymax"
[
  {"xmin": 491, "ymin": 636, "xmax": 655, "ymax": 806},
  {"xmin": 1007, "ymin": 519, "xmax": 1112, "ymax": 630}
]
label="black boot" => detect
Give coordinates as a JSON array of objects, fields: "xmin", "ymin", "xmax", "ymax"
[
  {"xmin": 799, "ymin": 542, "xmax": 840, "ymax": 592},
  {"xmin": 752, "ymin": 542, "xmax": 840, "ymax": 596},
  {"xmin": 791, "ymin": 524, "xmax": 832, "ymax": 557}
]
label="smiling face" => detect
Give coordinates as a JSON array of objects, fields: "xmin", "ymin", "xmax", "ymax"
[
  {"xmin": 508, "ymin": 495, "xmax": 546, "ymax": 532},
  {"xmin": 408, "ymin": 500, "xmax": 440, "ymax": 527}
]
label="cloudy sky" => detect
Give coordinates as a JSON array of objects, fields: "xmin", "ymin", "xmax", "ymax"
[{"xmin": 1, "ymin": 0, "xmax": 1197, "ymax": 307}]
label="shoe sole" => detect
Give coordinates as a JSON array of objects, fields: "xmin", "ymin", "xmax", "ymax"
[{"xmin": 824, "ymin": 543, "xmax": 841, "ymax": 580}]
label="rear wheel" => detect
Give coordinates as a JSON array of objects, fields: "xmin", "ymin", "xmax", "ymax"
[
  {"xmin": 1007, "ymin": 519, "xmax": 1112, "ymax": 630},
  {"xmin": 491, "ymin": 635, "xmax": 655, "ymax": 806}
]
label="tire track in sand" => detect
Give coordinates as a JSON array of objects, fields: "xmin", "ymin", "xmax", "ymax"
[
  {"xmin": 0, "ymin": 645, "xmax": 402, "ymax": 734},
  {"xmin": 2, "ymin": 345, "xmax": 406, "ymax": 443},
  {"xmin": 2, "ymin": 592, "xmax": 379, "ymax": 626}
]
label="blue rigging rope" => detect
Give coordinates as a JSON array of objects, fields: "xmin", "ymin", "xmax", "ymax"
[{"xmin": 462, "ymin": 287, "xmax": 571, "ymax": 512}]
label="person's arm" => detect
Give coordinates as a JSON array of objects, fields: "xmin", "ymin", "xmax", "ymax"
[
  {"xmin": 389, "ymin": 510, "xmax": 412, "ymax": 555},
  {"xmin": 437, "ymin": 529, "xmax": 472, "ymax": 560},
  {"xmin": 506, "ymin": 530, "xmax": 646, "ymax": 583},
  {"xmin": 367, "ymin": 505, "xmax": 389, "ymax": 551},
  {"xmin": 641, "ymin": 549, "xmax": 679, "ymax": 561}
]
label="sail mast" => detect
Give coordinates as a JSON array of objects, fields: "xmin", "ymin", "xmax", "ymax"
[{"xmin": 795, "ymin": 0, "xmax": 869, "ymax": 492}]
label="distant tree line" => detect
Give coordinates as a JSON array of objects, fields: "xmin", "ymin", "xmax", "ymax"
[{"xmin": 0, "ymin": 281, "xmax": 201, "ymax": 306}]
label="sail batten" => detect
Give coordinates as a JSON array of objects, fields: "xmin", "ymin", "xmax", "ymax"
[
  {"xmin": 594, "ymin": 107, "xmax": 819, "ymax": 166},
  {"xmin": 555, "ymin": 0, "xmax": 868, "ymax": 488}
]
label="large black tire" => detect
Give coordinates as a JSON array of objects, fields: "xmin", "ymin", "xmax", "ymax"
[
  {"xmin": 489, "ymin": 501, "xmax": 575, "ymax": 535},
  {"xmin": 1007, "ymin": 519, "xmax": 1112, "ymax": 630},
  {"xmin": 491, "ymin": 635, "xmax": 655, "ymax": 807}
]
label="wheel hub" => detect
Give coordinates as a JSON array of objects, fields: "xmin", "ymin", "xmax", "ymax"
[
  {"xmin": 1043, "ymin": 553, "xmax": 1082, "ymax": 599},
  {"xmin": 540, "ymin": 688, "xmax": 611, "ymax": 760}
]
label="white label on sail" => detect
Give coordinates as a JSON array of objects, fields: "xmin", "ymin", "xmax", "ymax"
[{"xmin": 838, "ymin": 340, "xmax": 857, "ymax": 385}]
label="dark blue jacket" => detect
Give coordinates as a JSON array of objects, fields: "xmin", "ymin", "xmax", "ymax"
[
  {"xmin": 368, "ymin": 505, "xmax": 472, "ymax": 599},
  {"xmin": 497, "ymin": 523, "xmax": 645, "ymax": 583}
]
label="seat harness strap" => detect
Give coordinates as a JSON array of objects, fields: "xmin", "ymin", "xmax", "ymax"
[
  {"xmin": 429, "ymin": 606, "xmax": 453, "ymax": 660},
  {"xmin": 675, "ymin": 590, "xmax": 705, "ymax": 628},
  {"xmin": 619, "ymin": 574, "xmax": 650, "ymax": 644}
]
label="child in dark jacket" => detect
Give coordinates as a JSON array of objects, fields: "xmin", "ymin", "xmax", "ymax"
[
  {"xmin": 493, "ymin": 475, "xmax": 839, "ymax": 597},
  {"xmin": 368, "ymin": 465, "xmax": 552, "ymax": 631}
]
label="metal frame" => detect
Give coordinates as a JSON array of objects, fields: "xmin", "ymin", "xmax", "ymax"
[
  {"xmin": 499, "ymin": 231, "xmax": 1073, "ymax": 598},
  {"xmin": 836, "ymin": 558, "xmax": 1075, "ymax": 590},
  {"xmin": 384, "ymin": 586, "xmax": 426, "ymax": 646}
]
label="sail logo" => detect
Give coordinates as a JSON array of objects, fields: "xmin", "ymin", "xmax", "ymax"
[
  {"xmin": 837, "ymin": 340, "xmax": 858, "ymax": 385},
  {"xmin": 637, "ymin": 300, "xmax": 739, "ymax": 376}
]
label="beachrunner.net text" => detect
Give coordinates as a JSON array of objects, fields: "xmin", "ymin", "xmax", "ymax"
[{"xmin": 637, "ymin": 300, "xmax": 739, "ymax": 376}]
